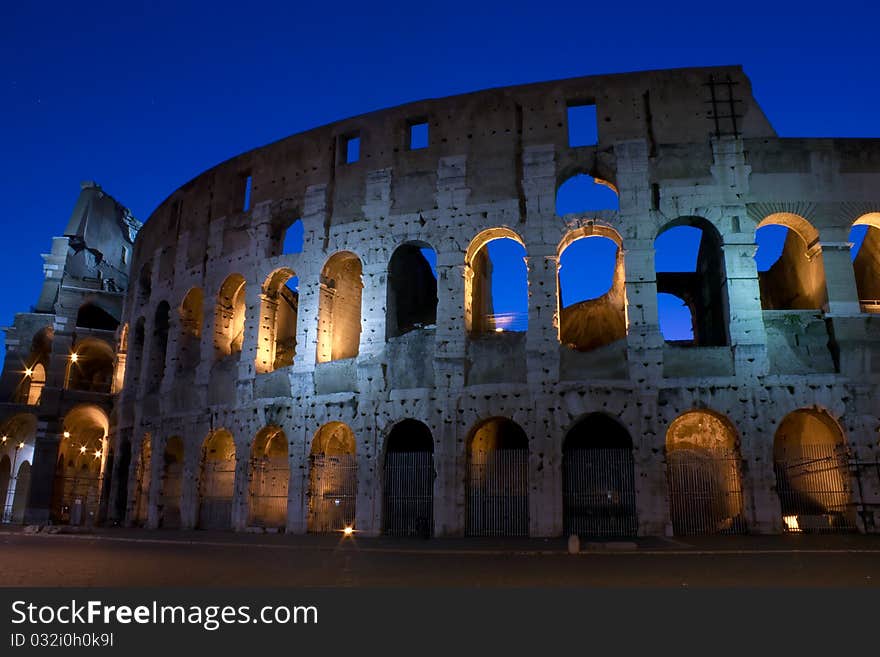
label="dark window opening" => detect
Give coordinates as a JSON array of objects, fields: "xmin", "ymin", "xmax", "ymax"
[
  {"xmin": 567, "ymin": 103, "xmax": 598, "ymax": 147},
  {"xmin": 282, "ymin": 219, "xmax": 304, "ymax": 254},
  {"xmin": 342, "ymin": 135, "xmax": 360, "ymax": 164},
  {"xmin": 386, "ymin": 243, "xmax": 438, "ymax": 339},
  {"xmin": 76, "ymin": 303, "xmax": 120, "ymax": 331},
  {"xmin": 409, "ymin": 121, "xmax": 429, "ymax": 150},
  {"xmin": 243, "ymin": 174, "xmax": 253, "ymax": 211}
]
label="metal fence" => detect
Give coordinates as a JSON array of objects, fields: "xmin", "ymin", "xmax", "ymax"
[
  {"xmin": 383, "ymin": 451, "xmax": 434, "ymax": 537},
  {"xmin": 667, "ymin": 448, "xmax": 746, "ymax": 536},
  {"xmin": 52, "ymin": 472, "xmax": 103, "ymax": 526},
  {"xmin": 159, "ymin": 463, "xmax": 183, "ymax": 528},
  {"xmin": 249, "ymin": 458, "xmax": 289, "ymax": 528},
  {"xmin": 774, "ymin": 443, "xmax": 856, "ymax": 533},
  {"xmin": 198, "ymin": 459, "xmax": 235, "ymax": 529},
  {"xmin": 467, "ymin": 448, "xmax": 529, "ymax": 537},
  {"xmin": 308, "ymin": 454, "xmax": 357, "ymax": 533},
  {"xmin": 563, "ymin": 447, "xmax": 638, "ymax": 537}
]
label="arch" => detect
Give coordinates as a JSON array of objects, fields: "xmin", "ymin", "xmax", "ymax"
[
  {"xmin": 129, "ymin": 317, "xmax": 146, "ymax": 393},
  {"xmin": 146, "ymin": 302, "xmax": 170, "ymax": 392},
  {"xmin": 382, "ymin": 419, "xmax": 434, "ymax": 537},
  {"xmin": 386, "ymin": 242, "xmax": 438, "ymax": 339},
  {"xmin": 178, "ymin": 287, "xmax": 204, "ymax": 371},
  {"xmin": 11, "ymin": 461, "xmax": 30, "ymax": 523},
  {"xmin": 75, "ymin": 303, "xmax": 120, "ymax": 331},
  {"xmin": 465, "ymin": 229, "xmax": 528, "ymax": 335},
  {"xmin": 256, "ymin": 268, "xmax": 299, "ymax": 373},
  {"xmin": 307, "ymin": 422, "xmax": 357, "ymax": 533},
  {"xmin": 52, "ymin": 404, "xmax": 109, "ymax": 526},
  {"xmin": 198, "ymin": 429, "xmax": 236, "ymax": 529},
  {"xmin": 655, "ymin": 217, "xmax": 728, "ymax": 346},
  {"xmin": 214, "ymin": 274, "xmax": 246, "ymax": 360},
  {"xmin": 555, "ymin": 174, "xmax": 620, "ymax": 216},
  {"xmin": 665, "ymin": 409, "xmax": 745, "ymax": 535},
  {"xmin": 851, "ymin": 213, "xmax": 880, "ymax": 311},
  {"xmin": 159, "ymin": 436, "xmax": 184, "ymax": 528},
  {"xmin": 0, "ymin": 456, "xmax": 10, "ymax": 522},
  {"xmin": 316, "ymin": 252, "xmax": 362, "ymax": 363},
  {"xmin": 562, "ymin": 413, "xmax": 637, "ymax": 537},
  {"xmin": 773, "ymin": 408, "xmax": 855, "ymax": 532},
  {"xmin": 557, "ymin": 227, "xmax": 626, "ymax": 351},
  {"xmin": 466, "ymin": 417, "xmax": 529, "ymax": 536},
  {"xmin": 66, "ymin": 337, "xmax": 115, "ymax": 393},
  {"xmin": 132, "ymin": 434, "xmax": 152, "ymax": 525},
  {"xmin": 248, "ymin": 426, "xmax": 289, "ymax": 528},
  {"xmin": 25, "ymin": 363, "xmax": 46, "ymax": 406},
  {"xmin": 756, "ymin": 213, "xmax": 827, "ymax": 310},
  {"xmin": 137, "ymin": 262, "xmax": 152, "ymax": 304}
]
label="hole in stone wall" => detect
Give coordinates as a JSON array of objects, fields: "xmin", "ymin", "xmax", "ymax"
[
  {"xmin": 409, "ymin": 121, "xmax": 429, "ymax": 150},
  {"xmin": 467, "ymin": 235, "xmax": 528, "ymax": 335},
  {"xmin": 851, "ymin": 214, "xmax": 880, "ymax": 311},
  {"xmin": 342, "ymin": 135, "xmax": 360, "ymax": 164},
  {"xmin": 316, "ymin": 253, "xmax": 362, "ymax": 363},
  {"xmin": 76, "ymin": 303, "xmax": 120, "ymax": 331},
  {"xmin": 67, "ymin": 338, "xmax": 116, "ymax": 394},
  {"xmin": 756, "ymin": 216, "xmax": 826, "ymax": 310},
  {"xmin": 567, "ymin": 103, "xmax": 598, "ymax": 147},
  {"xmin": 178, "ymin": 288, "xmax": 204, "ymax": 372},
  {"xmin": 242, "ymin": 174, "xmax": 253, "ymax": 212},
  {"xmin": 556, "ymin": 175, "xmax": 618, "ymax": 216},
  {"xmin": 214, "ymin": 274, "xmax": 246, "ymax": 360},
  {"xmin": 257, "ymin": 269, "xmax": 299, "ymax": 373},
  {"xmin": 282, "ymin": 219, "xmax": 304, "ymax": 254},
  {"xmin": 386, "ymin": 243, "xmax": 437, "ymax": 339}
]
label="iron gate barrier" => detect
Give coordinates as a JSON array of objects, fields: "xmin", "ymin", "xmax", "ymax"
[
  {"xmin": 467, "ymin": 448, "xmax": 528, "ymax": 537},
  {"xmin": 53, "ymin": 472, "xmax": 102, "ymax": 526},
  {"xmin": 308, "ymin": 453, "xmax": 357, "ymax": 533},
  {"xmin": 198, "ymin": 459, "xmax": 235, "ymax": 529},
  {"xmin": 383, "ymin": 450, "xmax": 433, "ymax": 537},
  {"xmin": 249, "ymin": 458, "xmax": 289, "ymax": 528},
  {"xmin": 159, "ymin": 463, "xmax": 183, "ymax": 528},
  {"xmin": 563, "ymin": 447, "xmax": 638, "ymax": 537},
  {"xmin": 667, "ymin": 447, "xmax": 746, "ymax": 536}
]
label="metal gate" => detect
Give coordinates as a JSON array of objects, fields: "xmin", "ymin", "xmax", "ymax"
[
  {"xmin": 133, "ymin": 458, "xmax": 150, "ymax": 525},
  {"xmin": 667, "ymin": 448, "xmax": 746, "ymax": 535},
  {"xmin": 467, "ymin": 448, "xmax": 528, "ymax": 537},
  {"xmin": 308, "ymin": 453, "xmax": 357, "ymax": 533},
  {"xmin": 199, "ymin": 459, "xmax": 235, "ymax": 529},
  {"xmin": 563, "ymin": 447, "xmax": 637, "ymax": 537},
  {"xmin": 53, "ymin": 471, "xmax": 102, "ymax": 526},
  {"xmin": 249, "ymin": 458, "xmax": 289, "ymax": 528},
  {"xmin": 774, "ymin": 444, "xmax": 856, "ymax": 533},
  {"xmin": 383, "ymin": 451, "xmax": 433, "ymax": 536},
  {"xmin": 160, "ymin": 463, "xmax": 182, "ymax": 528}
]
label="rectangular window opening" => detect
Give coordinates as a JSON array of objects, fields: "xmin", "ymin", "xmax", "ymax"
[
  {"xmin": 344, "ymin": 135, "xmax": 360, "ymax": 164},
  {"xmin": 567, "ymin": 103, "xmax": 598, "ymax": 147},
  {"xmin": 409, "ymin": 121, "xmax": 429, "ymax": 150},
  {"xmin": 242, "ymin": 174, "xmax": 253, "ymax": 211}
]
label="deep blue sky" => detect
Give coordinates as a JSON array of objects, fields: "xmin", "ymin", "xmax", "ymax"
[{"xmin": 3, "ymin": 0, "xmax": 879, "ymax": 368}]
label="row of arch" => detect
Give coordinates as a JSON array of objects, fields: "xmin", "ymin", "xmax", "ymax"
[{"xmin": 128, "ymin": 406, "xmax": 855, "ymax": 537}]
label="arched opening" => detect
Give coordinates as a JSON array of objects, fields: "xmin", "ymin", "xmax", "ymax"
[
  {"xmin": 178, "ymin": 288, "xmax": 204, "ymax": 372},
  {"xmin": 75, "ymin": 303, "xmax": 120, "ymax": 331},
  {"xmin": 665, "ymin": 410, "xmax": 745, "ymax": 535},
  {"xmin": 159, "ymin": 436, "xmax": 184, "ymax": 528},
  {"xmin": 11, "ymin": 462, "xmax": 31, "ymax": 523},
  {"xmin": 851, "ymin": 213, "xmax": 880, "ymax": 312},
  {"xmin": 26, "ymin": 363, "xmax": 46, "ymax": 406},
  {"xmin": 557, "ymin": 230, "xmax": 626, "ymax": 351},
  {"xmin": 755, "ymin": 213, "xmax": 827, "ymax": 310},
  {"xmin": 0, "ymin": 456, "xmax": 10, "ymax": 522},
  {"xmin": 16, "ymin": 327, "xmax": 52, "ymax": 405},
  {"xmin": 129, "ymin": 318, "xmax": 146, "ymax": 393},
  {"xmin": 465, "ymin": 229, "xmax": 528, "ymax": 335},
  {"xmin": 773, "ymin": 409, "xmax": 855, "ymax": 532},
  {"xmin": 316, "ymin": 253, "xmax": 362, "ymax": 363},
  {"xmin": 52, "ymin": 405, "xmax": 109, "ymax": 526},
  {"xmin": 386, "ymin": 243, "xmax": 438, "ymax": 339},
  {"xmin": 248, "ymin": 426, "xmax": 289, "ymax": 529},
  {"xmin": 0, "ymin": 414, "xmax": 36, "ymax": 523},
  {"xmin": 137, "ymin": 262, "xmax": 152, "ymax": 305},
  {"xmin": 307, "ymin": 422, "xmax": 357, "ymax": 533},
  {"xmin": 213, "ymin": 274, "xmax": 246, "ymax": 360},
  {"xmin": 198, "ymin": 429, "xmax": 236, "ymax": 529},
  {"xmin": 256, "ymin": 269, "xmax": 299, "ymax": 373},
  {"xmin": 146, "ymin": 302, "xmax": 170, "ymax": 392},
  {"xmin": 555, "ymin": 174, "xmax": 619, "ymax": 216},
  {"xmin": 132, "ymin": 434, "xmax": 151, "ymax": 525},
  {"xmin": 66, "ymin": 337, "xmax": 115, "ymax": 393},
  {"xmin": 466, "ymin": 417, "xmax": 529, "ymax": 537},
  {"xmin": 562, "ymin": 413, "xmax": 637, "ymax": 537},
  {"xmin": 655, "ymin": 219, "xmax": 728, "ymax": 346},
  {"xmin": 275, "ymin": 217, "xmax": 304, "ymax": 255},
  {"xmin": 382, "ymin": 419, "xmax": 434, "ymax": 537}
]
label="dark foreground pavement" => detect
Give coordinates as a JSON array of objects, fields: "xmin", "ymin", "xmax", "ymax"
[{"xmin": 1, "ymin": 527, "xmax": 879, "ymax": 587}]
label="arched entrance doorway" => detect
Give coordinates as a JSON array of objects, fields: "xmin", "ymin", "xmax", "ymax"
[
  {"xmin": 248, "ymin": 427, "xmax": 289, "ymax": 529},
  {"xmin": 198, "ymin": 430, "xmax": 236, "ymax": 529},
  {"xmin": 159, "ymin": 437, "xmax": 184, "ymax": 528},
  {"xmin": 382, "ymin": 419, "xmax": 434, "ymax": 537},
  {"xmin": 52, "ymin": 405, "xmax": 109, "ymax": 526},
  {"xmin": 307, "ymin": 422, "xmax": 357, "ymax": 533}
]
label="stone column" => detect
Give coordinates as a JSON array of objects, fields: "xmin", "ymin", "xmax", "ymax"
[
  {"xmin": 285, "ymin": 420, "xmax": 308, "ymax": 535},
  {"xmin": 231, "ymin": 437, "xmax": 250, "ymax": 531},
  {"xmin": 722, "ymin": 231, "xmax": 769, "ymax": 379},
  {"xmin": 23, "ymin": 420, "xmax": 62, "ymax": 525},
  {"xmin": 822, "ymin": 241, "xmax": 861, "ymax": 315}
]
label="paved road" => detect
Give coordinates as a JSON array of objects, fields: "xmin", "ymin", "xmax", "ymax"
[{"xmin": 2, "ymin": 530, "xmax": 879, "ymax": 587}]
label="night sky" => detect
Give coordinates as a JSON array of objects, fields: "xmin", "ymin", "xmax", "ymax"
[{"xmin": 3, "ymin": 1, "xmax": 879, "ymax": 371}]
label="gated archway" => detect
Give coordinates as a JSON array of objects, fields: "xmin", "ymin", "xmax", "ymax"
[
  {"xmin": 562, "ymin": 413, "xmax": 637, "ymax": 537},
  {"xmin": 132, "ymin": 434, "xmax": 151, "ymax": 525},
  {"xmin": 466, "ymin": 418, "xmax": 529, "ymax": 537},
  {"xmin": 198, "ymin": 430, "xmax": 236, "ymax": 529},
  {"xmin": 159, "ymin": 436, "xmax": 184, "ymax": 528},
  {"xmin": 248, "ymin": 426, "xmax": 289, "ymax": 529},
  {"xmin": 382, "ymin": 419, "xmax": 434, "ymax": 537},
  {"xmin": 773, "ymin": 409, "xmax": 855, "ymax": 532},
  {"xmin": 52, "ymin": 405, "xmax": 108, "ymax": 526},
  {"xmin": 307, "ymin": 422, "xmax": 357, "ymax": 533},
  {"xmin": 665, "ymin": 410, "xmax": 746, "ymax": 535}
]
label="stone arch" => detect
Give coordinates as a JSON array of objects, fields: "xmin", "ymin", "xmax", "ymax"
[
  {"xmin": 562, "ymin": 412, "xmax": 637, "ymax": 537},
  {"xmin": 67, "ymin": 337, "xmax": 115, "ymax": 393},
  {"xmin": 307, "ymin": 422, "xmax": 357, "ymax": 533},
  {"xmin": 464, "ymin": 228, "xmax": 528, "ymax": 335},
  {"xmin": 755, "ymin": 213, "xmax": 827, "ymax": 310},
  {"xmin": 159, "ymin": 436, "xmax": 184, "ymax": 528},
  {"xmin": 465, "ymin": 417, "xmax": 529, "ymax": 537},
  {"xmin": 137, "ymin": 262, "xmax": 152, "ymax": 305},
  {"xmin": 248, "ymin": 426, "xmax": 289, "ymax": 529},
  {"xmin": 52, "ymin": 404, "xmax": 109, "ymax": 526},
  {"xmin": 851, "ymin": 213, "xmax": 880, "ymax": 310},
  {"xmin": 655, "ymin": 217, "xmax": 729, "ymax": 346},
  {"xmin": 178, "ymin": 287, "xmax": 204, "ymax": 372},
  {"xmin": 773, "ymin": 408, "xmax": 855, "ymax": 532},
  {"xmin": 146, "ymin": 301, "xmax": 170, "ymax": 392},
  {"xmin": 198, "ymin": 429, "xmax": 236, "ymax": 529},
  {"xmin": 555, "ymin": 173, "xmax": 619, "ymax": 216},
  {"xmin": 214, "ymin": 274, "xmax": 246, "ymax": 360},
  {"xmin": 557, "ymin": 225, "xmax": 626, "ymax": 352},
  {"xmin": 316, "ymin": 252, "xmax": 363, "ymax": 363},
  {"xmin": 665, "ymin": 409, "xmax": 745, "ymax": 535},
  {"xmin": 75, "ymin": 302, "xmax": 120, "ymax": 331},
  {"xmin": 129, "ymin": 317, "xmax": 146, "ymax": 393},
  {"xmin": 386, "ymin": 242, "xmax": 438, "ymax": 339},
  {"xmin": 256, "ymin": 268, "xmax": 298, "ymax": 373},
  {"xmin": 382, "ymin": 419, "xmax": 434, "ymax": 537},
  {"xmin": 0, "ymin": 414, "xmax": 36, "ymax": 523},
  {"xmin": 25, "ymin": 363, "xmax": 46, "ymax": 406}
]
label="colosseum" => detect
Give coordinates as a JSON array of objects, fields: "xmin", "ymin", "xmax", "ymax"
[{"xmin": 4, "ymin": 65, "xmax": 880, "ymax": 538}]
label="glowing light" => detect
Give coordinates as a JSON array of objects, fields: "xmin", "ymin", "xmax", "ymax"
[
  {"xmin": 1, "ymin": 436, "xmax": 6, "ymax": 443},
  {"xmin": 63, "ymin": 431, "xmax": 71, "ymax": 438},
  {"xmin": 342, "ymin": 526, "xmax": 354, "ymax": 537},
  {"xmin": 94, "ymin": 450, "xmax": 102, "ymax": 458},
  {"xmin": 494, "ymin": 327, "xmax": 504, "ymax": 333},
  {"xmin": 24, "ymin": 368, "xmax": 33, "ymax": 377},
  {"xmin": 18, "ymin": 442, "xmax": 24, "ymax": 450},
  {"xmin": 783, "ymin": 515, "xmax": 801, "ymax": 532},
  {"xmin": 70, "ymin": 353, "xmax": 78, "ymax": 363},
  {"xmin": 79, "ymin": 446, "xmax": 87, "ymax": 454}
]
